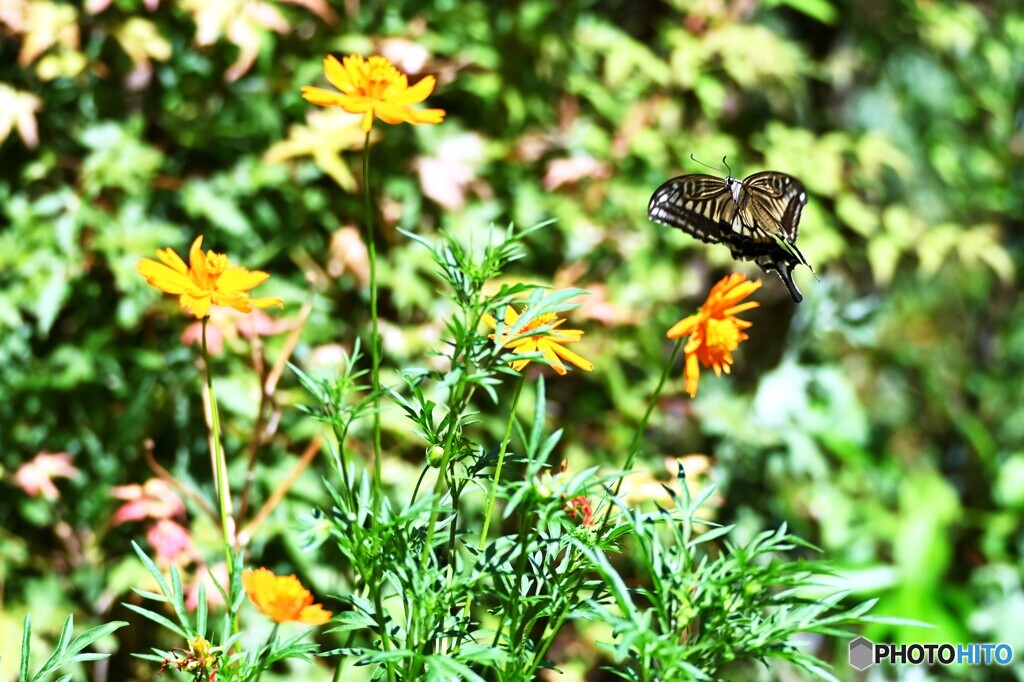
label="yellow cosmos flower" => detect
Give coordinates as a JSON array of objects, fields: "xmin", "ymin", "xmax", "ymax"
[
  {"xmin": 483, "ymin": 305, "xmax": 594, "ymax": 376},
  {"xmin": 301, "ymin": 54, "xmax": 446, "ymax": 133},
  {"xmin": 666, "ymin": 273, "xmax": 761, "ymax": 398},
  {"xmin": 242, "ymin": 568, "xmax": 332, "ymax": 625},
  {"xmin": 136, "ymin": 236, "xmax": 283, "ymax": 319}
]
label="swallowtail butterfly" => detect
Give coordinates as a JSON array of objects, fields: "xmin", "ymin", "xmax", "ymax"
[{"xmin": 648, "ymin": 160, "xmax": 813, "ymax": 302}]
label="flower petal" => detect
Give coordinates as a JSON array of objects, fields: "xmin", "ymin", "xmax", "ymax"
[
  {"xmin": 684, "ymin": 352, "xmax": 700, "ymax": 398},
  {"xmin": 180, "ymin": 292, "xmax": 212, "ymax": 319},
  {"xmin": 539, "ymin": 344, "xmax": 568, "ymax": 375},
  {"xmin": 323, "ymin": 54, "xmax": 356, "ymax": 93},
  {"xmin": 217, "ymin": 266, "xmax": 269, "ymax": 293},
  {"xmin": 298, "ymin": 604, "xmax": 332, "ymax": 625},
  {"xmin": 301, "ymin": 85, "xmax": 347, "ymax": 107},
  {"xmin": 390, "ymin": 74, "xmax": 436, "ymax": 105},
  {"xmin": 137, "ymin": 258, "xmax": 195, "ymax": 294},
  {"xmin": 156, "ymin": 247, "xmax": 188, "ymax": 274},
  {"xmin": 189, "ymin": 236, "xmax": 207, "ymax": 284},
  {"xmin": 546, "ymin": 340, "xmax": 595, "ymax": 372},
  {"xmin": 666, "ymin": 313, "xmax": 701, "ymax": 338},
  {"xmin": 405, "ymin": 107, "xmax": 446, "ymax": 125}
]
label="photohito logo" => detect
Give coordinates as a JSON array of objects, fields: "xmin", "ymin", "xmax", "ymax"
[{"xmin": 849, "ymin": 637, "xmax": 1014, "ymax": 670}]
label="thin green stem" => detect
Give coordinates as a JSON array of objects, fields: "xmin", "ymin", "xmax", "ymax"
[
  {"xmin": 528, "ymin": 337, "xmax": 684, "ymax": 673},
  {"xmin": 361, "ymin": 130, "xmax": 397, "ymax": 682},
  {"xmin": 202, "ymin": 318, "xmax": 234, "ymax": 571},
  {"xmin": 363, "ymin": 130, "xmax": 383, "ymax": 518},
  {"xmin": 479, "ymin": 375, "xmax": 525, "ymax": 545},
  {"xmin": 599, "ymin": 336, "xmax": 683, "ymax": 530}
]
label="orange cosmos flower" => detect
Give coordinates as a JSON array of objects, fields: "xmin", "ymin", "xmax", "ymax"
[
  {"xmin": 483, "ymin": 305, "xmax": 594, "ymax": 376},
  {"xmin": 242, "ymin": 568, "xmax": 332, "ymax": 625},
  {"xmin": 666, "ymin": 273, "xmax": 761, "ymax": 398},
  {"xmin": 301, "ymin": 54, "xmax": 446, "ymax": 133},
  {"xmin": 136, "ymin": 236, "xmax": 283, "ymax": 319}
]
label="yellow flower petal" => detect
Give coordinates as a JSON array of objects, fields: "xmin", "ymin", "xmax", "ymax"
[
  {"xmin": 539, "ymin": 344, "xmax": 568, "ymax": 375},
  {"xmin": 323, "ymin": 54, "xmax": 356, "ymax": 93},
  {"xmin": 391, "ymin": 74, "xmax": 436, "ymax": 105},
  {"xmin": 156, "ymin": 247, "xmax": 188, "ymax": 274},
  {"xmin": 136, "ymin": 258, "xmax": 195, "ymax": 294},
  {"xmin": 546, "ymin": 340, "xmax": 595, "ymax": 372},
  {"xmin": 138, "ymin": 236, "xmax": 282, "ymax": 319},
  {"xmin": 489, "ymin": 303, "xmax": 593, "ymax": 376},
  {"xmin": 180, "ymin": 292, "xmax": 212, "ymax": 319},
  {"xmin": 217, "ymin": 266, "xmax": 270, "ymax": 293},
  {"xmin": 302, "ymin": 52, "xmax": 445, "ymax": 132},
  {"xmin": 300, "ymin": 85, "xmax": 347, "ymax": 107}
]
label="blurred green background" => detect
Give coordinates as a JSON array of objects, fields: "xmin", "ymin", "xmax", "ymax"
[{"xmin": 1, "ymin": 0, "xmax": 1022, "ymax": 679}]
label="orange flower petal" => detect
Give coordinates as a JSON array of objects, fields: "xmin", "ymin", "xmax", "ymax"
[
  {"xmin": 298, "ymin": 604, "xmax": 332, "ymax": 625},
  {"xmin": 668, "ymin": 273, "xmax": 761, "ymax": 398}
]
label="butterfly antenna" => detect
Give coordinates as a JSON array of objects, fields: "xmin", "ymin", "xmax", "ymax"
[
  {"xmin": 721, "ymin": 156, "xmax": 732, "ymax": 176},
  {"xmin": 689, "ymin": 153, "xmax": 727, "ymax": 174}
]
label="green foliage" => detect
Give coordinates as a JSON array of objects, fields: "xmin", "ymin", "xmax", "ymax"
[
  {"xmin": 17, "ymin": 614, "xmax": 127, "ymax": 682},
  {"xmin": 1, "ymin": 0, "xmax": 1021, "ymax": 679}
]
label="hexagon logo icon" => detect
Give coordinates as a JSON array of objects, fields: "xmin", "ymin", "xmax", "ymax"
[{"xmin": 849, "ymin": 636, "xmax": 875, "ymax": 670}]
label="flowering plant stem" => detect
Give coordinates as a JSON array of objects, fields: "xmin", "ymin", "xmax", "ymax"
[
  {"xmin": 362, "ymin": 130, "xmax": 383, "ymax": 519},
  {"xmin": 479, "ymin": 375, "xmax": 524, "ymax": 545},
  {"xmin": 460, "ymin": 374, "xmax": 525, "ymax": 621},
  {"xmin": 202, "ymin": 318, "xmax": 235, "ymax": 572},
  {"xmin": 361, "ymin": 131, "xmax": 398, "ymax": 682},
  {"xmin": 622, "ymin": 336, "xmax": 683, "ymax": 474}
]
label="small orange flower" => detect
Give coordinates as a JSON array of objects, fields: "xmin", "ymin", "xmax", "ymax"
[
  {"xmin": 666, "ymin": 273, "xmax": 761, "ymax": 398},
  {"xmin": 301, "ymin": 54, "xmax": 446, "ymax": 132},
  {"xmin": 242, "ymin": 568, "xmax": 332, "ymax": 625},
  {"xmin": 136, "ymin": 236, "xmax": 283, "ymax": 319},
  {"xmin": 483, "ymin": 305, "xmax": 594, "ymax": 376},
  {"xmin": 564, "ymin": 496, "xmax": 595, "ymax": 527}
]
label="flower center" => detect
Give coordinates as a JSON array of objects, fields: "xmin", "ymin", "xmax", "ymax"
[
  {"xmin": 363, "ymin": 56, "xmax": 401, "ymax": 99},
  {"xmin": 521, "ymin": 312, "xmax": 557, "ymax": 334},
  {"xmin": 204, "ymin": 251, "xmax": 230, "ymax": 279},
  {"xmin": 703, "ymin": 317, "xmax": 742, "ymax": 354}
]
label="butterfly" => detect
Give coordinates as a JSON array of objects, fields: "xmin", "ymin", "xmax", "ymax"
[{"xmin": 647, "ymin": 159, "xmax": 813, "ymax": 302}]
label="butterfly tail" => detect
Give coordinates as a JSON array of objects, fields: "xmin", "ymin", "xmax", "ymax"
[{"xmin": 755, "ymin": 254, "xmax": 804, "ymax": 303}]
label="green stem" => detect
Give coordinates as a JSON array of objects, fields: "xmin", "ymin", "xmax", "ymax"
[
  {"xmin": 202, "ymin": 318, "xmax": 234, "ymax": 573},
  {"xmin": 361, "ymin": 131, "xmax": 397, "ymax": 682},
  {"xmin": 363, "ymin": 130, "xmax": 383, "ymax": 518},
  {"xmin": 479, "ymin": 375, "xmax": 525, "ymax": 546},
  {"xmin": 623, "ymin": 337, "xmax": 683, "ymax": 474}
]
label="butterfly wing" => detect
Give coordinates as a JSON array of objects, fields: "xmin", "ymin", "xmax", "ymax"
[
  {"xmin": 647, "ymin": 174, "xmax": 735, "ymax": 246},
  {"xmin": 648, "ymin": 169, "xmax": 813, "ymax": 303},
  {"xmin": 739, "ymin": 171, "xmax": 807, "ymax": 243}
]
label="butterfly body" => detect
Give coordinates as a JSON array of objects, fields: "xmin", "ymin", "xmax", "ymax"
[{"xmin": 648, "ymin": 170, "xmax": 812, "ymax": 302}]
